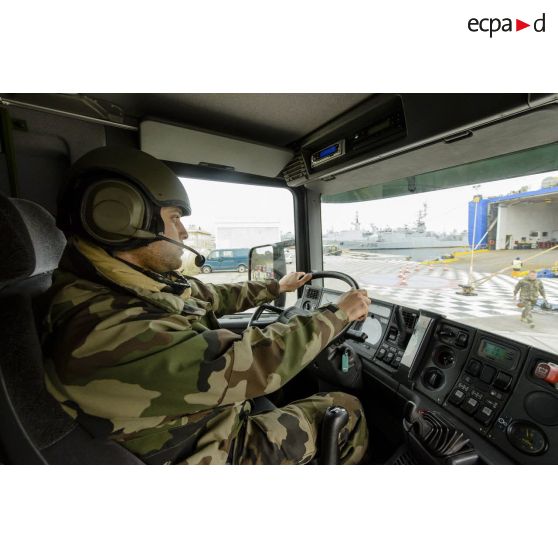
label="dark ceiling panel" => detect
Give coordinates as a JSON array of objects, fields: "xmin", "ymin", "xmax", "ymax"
[{"xmin": 88, "ymin": 93, "xmax": 371, "ymax": 146}]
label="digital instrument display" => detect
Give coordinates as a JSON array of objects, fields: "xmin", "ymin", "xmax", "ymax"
[
  {"xmin": 481, "ymin": 341, "xmax": 508, "ymax": 361},
  {"xmin": 478, "ymin": 339, "xmax": 517, "ymax": 369},
  {"xmin": 400, "ymin": 315, "xmax": 433, "ymax": 369},
  {"xmin": 360, "ymin": 317, "xmax": 383, "ymax": 347}
]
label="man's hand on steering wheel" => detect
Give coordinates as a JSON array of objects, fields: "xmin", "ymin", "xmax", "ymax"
[
  {"xmin": 278, "ymin": 271, "xmax": 313, "ymax": 293},
  {"xmin": 337, "ymin": 289, "xmax": 371, "ymax": 322},
  {"xmin": 277, "ymin": 271, "xmax": 370, "ymax": 322}
]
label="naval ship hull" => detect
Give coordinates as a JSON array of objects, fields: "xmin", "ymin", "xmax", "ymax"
[{"xmin": 330, "ymin": 238, "xmax": 468, "ymax": 250}]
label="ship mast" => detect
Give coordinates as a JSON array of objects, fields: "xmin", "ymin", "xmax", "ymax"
[
  {"xmin": 416, "ymin": 203, "xmax": 427, "ymax": 232},
  {"xmin": 351, "ymin": 211, "xmax": 361, "ymax": 231}
]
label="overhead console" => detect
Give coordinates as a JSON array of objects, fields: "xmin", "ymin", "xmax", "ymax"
[{"xmin": 282, "ymin": 93, "xmax": 558, "ymax": 193}]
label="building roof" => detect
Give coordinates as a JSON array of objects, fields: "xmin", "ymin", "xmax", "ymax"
[{"xmin": 483, "ymin": 184, "xmax": 558, "ymax": 206}]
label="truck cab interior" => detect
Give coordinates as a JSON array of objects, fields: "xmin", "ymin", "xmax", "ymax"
[{"xmin": 1, "ymin": 92, "xmax": 558, "ymax": 465}]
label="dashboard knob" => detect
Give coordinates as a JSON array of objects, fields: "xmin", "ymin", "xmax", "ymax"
[{"xmin": 423, "ymin": 367, "xmax": 445, "ymax": 389}]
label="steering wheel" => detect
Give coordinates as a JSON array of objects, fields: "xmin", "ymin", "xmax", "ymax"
[{"xmin": 248, "ymin": 270, "xmax": 360, "ymax": 331}]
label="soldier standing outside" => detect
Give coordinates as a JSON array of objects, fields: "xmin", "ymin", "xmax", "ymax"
[
  {"xmin": 514, "ymin": 270, "xmax": 548, "ymax": 327},
  {"xmin": 43, "ymin": 147, "xmax": 370, "ymax": 465}
]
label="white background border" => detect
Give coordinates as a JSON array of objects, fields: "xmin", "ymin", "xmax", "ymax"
[{"xmin": 1, "ymin": 1, "xmax": 556, "ymax": 556}]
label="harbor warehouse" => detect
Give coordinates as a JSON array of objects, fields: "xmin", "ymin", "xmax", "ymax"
[{"xmin": 468, "ymin": 184, "xmax": 558, "ymax": 250}]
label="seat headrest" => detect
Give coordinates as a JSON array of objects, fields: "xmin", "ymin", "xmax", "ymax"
[{"xmin": 0, "ymin": 194, "xmax": 66, "ymax": 284}]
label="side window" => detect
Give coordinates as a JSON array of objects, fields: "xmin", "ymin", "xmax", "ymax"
[{"xmin": 177, "ymin": 178, "xmax": 296, "ymax": 298}]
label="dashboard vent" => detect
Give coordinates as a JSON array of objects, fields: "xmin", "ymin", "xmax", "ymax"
[
  {"xmin": 402, "ymin": 310, "xmax": 418, "ymax": 330},
  {"xmin": 392, "ymin": 451, "xmax": 418, "ymax": 465},
  {"xmin": 282, "ymin": 153, "xmax": 308, "ymax": 186},
  {"xmin": 306, "ymin": 288, "xmax": 320, "ymax": 300}
]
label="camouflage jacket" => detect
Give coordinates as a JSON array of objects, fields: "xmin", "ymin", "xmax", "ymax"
[
  {"xmin": 42, "ymin": 237, "xmax": 350, "ymax": 464},
  {"xmin": 514, "ymin": 277, "xmax": 546, "ymax": 300}
]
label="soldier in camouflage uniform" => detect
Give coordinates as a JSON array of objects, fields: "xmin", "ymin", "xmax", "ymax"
[
  {"xmin": 42, "ymin": 147, "xmax": 370, "ymax": 464},
  {"xmin": 514, "ymin": 270, "xmax": 548, "ymax": 328}
]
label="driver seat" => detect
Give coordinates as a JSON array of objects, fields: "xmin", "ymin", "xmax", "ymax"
[{"xmin": 0, "ymin": 193, "xmax": 142, "ymax": 463}]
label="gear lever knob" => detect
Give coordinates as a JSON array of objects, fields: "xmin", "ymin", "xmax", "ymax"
[{"xmin": 319, "ymin": 406, "xmax": 349, "ymax": 465}]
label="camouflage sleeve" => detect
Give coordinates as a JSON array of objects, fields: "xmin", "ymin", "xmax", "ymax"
[
  {"xmin": 48, "ymin": 296, "xmax": 350, "ymax": 418},
  {"xmin": 514, "ymin": 281, "xmax": 521, "ymax": 295},
  {"xmin": 188, "ymin": 278, "xmax": 281, "ymax": 317},
  {"xmin": 539, "ymin": 280, "xmax": 547, "ymax": 298}
]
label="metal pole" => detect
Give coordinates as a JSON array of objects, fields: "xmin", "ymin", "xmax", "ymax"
[
  {"xmin": 457, "ymin": 187, "xmax": 482, "ymax": 295},
  {"xmin": 468, "ymin": 188, "xmax": 481, "ymax": 286},
  {"xmin": 0, "ymin": 97, "xmax": 138, "ymax": 131},
  {"xmin": 473, "ymin": 218, "xmax": 498, "ymax": 251}
]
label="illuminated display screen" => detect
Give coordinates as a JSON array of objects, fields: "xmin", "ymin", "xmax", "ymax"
[
  {"xmin": 318, "ymin": 144, "xmax": 338, "ymax": 159},
  {"xmin": 483, "ymin": 342, "xmax": 507, "ymax": 360},
  {"xmin": 479, "ymin": 340, "xmax": 514, "ymax": 364}
]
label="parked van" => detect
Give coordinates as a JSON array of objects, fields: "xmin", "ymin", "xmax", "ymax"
[{"xmin": 201, "ymin": 248, "xmax": 250, "ymax": 273}]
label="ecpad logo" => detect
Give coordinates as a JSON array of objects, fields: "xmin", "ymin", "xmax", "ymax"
[{"xmin": 468, "ymin": 13, "xmax": 546, "ymax": 37}]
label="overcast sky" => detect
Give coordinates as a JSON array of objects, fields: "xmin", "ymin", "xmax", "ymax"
[{"xmin": 180, "ymin": 171, "xmax": 558, "ymax": 235}]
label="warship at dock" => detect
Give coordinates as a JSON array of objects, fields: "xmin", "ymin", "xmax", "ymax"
[{"xmin": 323, "ymin": 204, "xmax": 468, "ymax": 251}]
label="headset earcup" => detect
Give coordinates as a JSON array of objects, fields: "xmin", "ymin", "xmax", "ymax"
[{"xmin": 80, "ymin": 179, "xmax": 151, "ymax": 245}]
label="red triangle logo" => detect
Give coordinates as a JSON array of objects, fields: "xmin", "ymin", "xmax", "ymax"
[{"xmin": 516, "ymin": 19, "xmax": 530, "ymax": 31}]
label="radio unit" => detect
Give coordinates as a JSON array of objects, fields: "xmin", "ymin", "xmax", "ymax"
[{"xmin": 306, "ymin": 103, "xmax": 406, "ymax": 173}]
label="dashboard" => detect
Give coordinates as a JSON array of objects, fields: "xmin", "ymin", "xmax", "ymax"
[{"xmin": 299, "ymin": 284, "xmax": 558, "ymax": 464}]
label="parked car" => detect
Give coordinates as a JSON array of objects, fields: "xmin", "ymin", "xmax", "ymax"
[{"xmin": 201, "ymin": 248, "xmax": 250, "ymax": 273}]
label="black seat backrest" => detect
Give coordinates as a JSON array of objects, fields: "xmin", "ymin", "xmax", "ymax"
[{"xmin": 0, "ymin": 193, "xmax": 142, "ymax": 464}]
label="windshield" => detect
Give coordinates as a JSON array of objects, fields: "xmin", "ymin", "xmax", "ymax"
[{"xmin": 321, "ymin": 171, "xmax": 558, "ymax": 353}]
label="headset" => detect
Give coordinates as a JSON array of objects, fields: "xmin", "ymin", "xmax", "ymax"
[{"xmin": 60, "ymin": 147, "xmax": 206, "ymax": 266}]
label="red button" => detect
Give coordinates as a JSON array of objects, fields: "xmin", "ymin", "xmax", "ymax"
[{"xmin": 534, "ymin": 362, "xmax": 558, "ymax": 385}]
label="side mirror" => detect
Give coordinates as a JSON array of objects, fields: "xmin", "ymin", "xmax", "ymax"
[{"xmin": 249, "ymin": 241, "xmax": 292, "ymax": 307}]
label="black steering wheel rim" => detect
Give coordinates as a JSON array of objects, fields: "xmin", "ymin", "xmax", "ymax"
[
  {"xmin": 248, "ymin": 270, "xmax": 360, "ymax": 329},
  {"xmin": 309, "ymin": 270, "xmax": 359, "ymax": 290}
]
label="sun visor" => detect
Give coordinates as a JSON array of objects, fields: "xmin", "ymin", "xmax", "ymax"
[{"xmin": 140, "ymin": 120, "xmax": 293, "ymax": 178}]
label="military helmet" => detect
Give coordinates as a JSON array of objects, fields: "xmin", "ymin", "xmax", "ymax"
[{"xmin": 59, "ymin": 146, "xmax": 191, "ymax": 250}]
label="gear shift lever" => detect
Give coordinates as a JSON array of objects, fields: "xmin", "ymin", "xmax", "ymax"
[{"xmin": 319, "ymin": 406, "xmax": 349, "ymax": 465}]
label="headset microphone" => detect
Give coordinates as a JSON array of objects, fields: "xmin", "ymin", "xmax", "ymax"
[
  {"xmin": 135, "ymin": 229, "xmax": 206, "ymax": 266},
  {"xmin": 155, "ymin": 234, "xmax": 206, "ymax": 267}
]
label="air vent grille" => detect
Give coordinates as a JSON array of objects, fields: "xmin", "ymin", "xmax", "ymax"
[
  {"xmin": 282, "ymin": 153, "xmax": 308, "ymax": 185},
  {"xmin": 393, "ymin": 452, "xmax": 418, "ymax": 465},
  {"xmin": 402, "ymin": 310, "xmax": 418, "ymax": 330}
]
